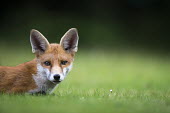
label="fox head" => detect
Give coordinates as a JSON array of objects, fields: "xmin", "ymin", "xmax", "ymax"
[{"xmin": 30, "ymin": 28, "xmax": 79, "ymax": 84}]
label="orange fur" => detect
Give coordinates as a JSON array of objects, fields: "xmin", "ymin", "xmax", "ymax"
[
  {"xmin": 0, "ymin": 27, "xmax": 79, "ymax": 94},
  {"xmin": 38, "ymin": 44, "xmax": 75, "ymax": 73},
  {"xmin": 0, "ymin": 60, "xmax": 37, "ymax": 93},
  {"xmin": 0, "ymin": 44, "xmax": 74, "ymax": 94}
]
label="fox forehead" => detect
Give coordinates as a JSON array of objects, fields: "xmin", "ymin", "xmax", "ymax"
[{"xmin": 38, "ymin": 44, "xmax": 74, "ymax": 62}]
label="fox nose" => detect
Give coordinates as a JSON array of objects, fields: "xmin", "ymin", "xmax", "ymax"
[{"xmin": 53, "ymin": 74, "xmax": 60, "ymax": 81}]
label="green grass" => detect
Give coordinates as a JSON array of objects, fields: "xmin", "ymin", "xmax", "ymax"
[{"xmin": 0, "ymin": 47, "xmax": 170, "ymax": 113}]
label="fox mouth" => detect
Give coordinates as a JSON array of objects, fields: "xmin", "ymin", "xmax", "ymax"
[{"xmin": 52, "ymin": 80, "xmax": 61, "ymax": 84}]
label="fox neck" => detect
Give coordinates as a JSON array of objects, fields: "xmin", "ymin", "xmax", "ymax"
[{"xmin": 28, "ymin": 61, "xmax": 57, "ymax": 94}]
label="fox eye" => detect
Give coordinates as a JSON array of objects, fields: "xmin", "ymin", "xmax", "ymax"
[
  {"xmin": 44, "ymin": 61, "xmax": 51, "ymax": 66},
  {"xmin": 61, "ymin": 61, "xmax": 68, "ymax": 65}
]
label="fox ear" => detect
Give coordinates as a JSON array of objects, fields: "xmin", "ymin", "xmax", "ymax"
[
  {"xmin": 60, "ymin": 28, "xmax": 79, "ymax": 53},
  {"xmin": 30, "ymin": 29, "xmax": 50, "ymax": 54}
]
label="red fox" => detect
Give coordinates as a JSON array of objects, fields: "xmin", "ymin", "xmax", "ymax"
[{"xmin": 0, "ymin": 28, "xmax": 79, "ymax": 94}]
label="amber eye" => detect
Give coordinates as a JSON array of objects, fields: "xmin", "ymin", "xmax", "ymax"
[
  {"xmin": 61, "ymin": 61, "xmax": 68, "ymax": 65},
  {"xmin": 44, "ymin": 61, "xmax": 51, "ymax": 66}
]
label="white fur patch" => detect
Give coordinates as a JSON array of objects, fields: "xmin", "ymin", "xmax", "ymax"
[
  {"xmin": 28, "ymin": 64, "xmax": 56, "ymax": 94},
  {"xmin": 28, "ymin": 63, "xmax": 73, "ymax": 94},
  {"xmin": 63, "ymin": 63, "xmax": 73, "ymax": 76}
]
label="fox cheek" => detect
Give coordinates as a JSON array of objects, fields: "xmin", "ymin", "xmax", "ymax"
[
  {"xmin": 63, "ymin": 63, "xmax": 73, "ymax": 76},
  {"xmin": 37, "ymin": 64, "xmax": 51, "ymax": 77},
  {"xmin": 64, "ymin": 68, "xmax": 69, "ymax": 76},
  {"xmin": 44, "ymin": 68, "xmax": 51, "ymax": 79}
]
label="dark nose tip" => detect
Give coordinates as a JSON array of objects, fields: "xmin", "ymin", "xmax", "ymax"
[{"xmin": 54, "ymin": 74, "xmax": 60, "ymax": 81}]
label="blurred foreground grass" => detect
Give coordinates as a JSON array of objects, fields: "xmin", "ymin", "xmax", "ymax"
[{"xmin": 0, "ymin": 46, "xmax": 170, "ymax": 113}]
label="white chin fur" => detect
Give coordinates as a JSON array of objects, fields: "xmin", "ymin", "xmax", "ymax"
[{"xmin": 29, "ymin": 63, "xmax": 73, "ymax": 94}]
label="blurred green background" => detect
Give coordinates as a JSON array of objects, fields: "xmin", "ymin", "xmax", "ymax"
[{"xmin": 0, "ymin": 0, "xmax": 170, "ymax": 113}]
